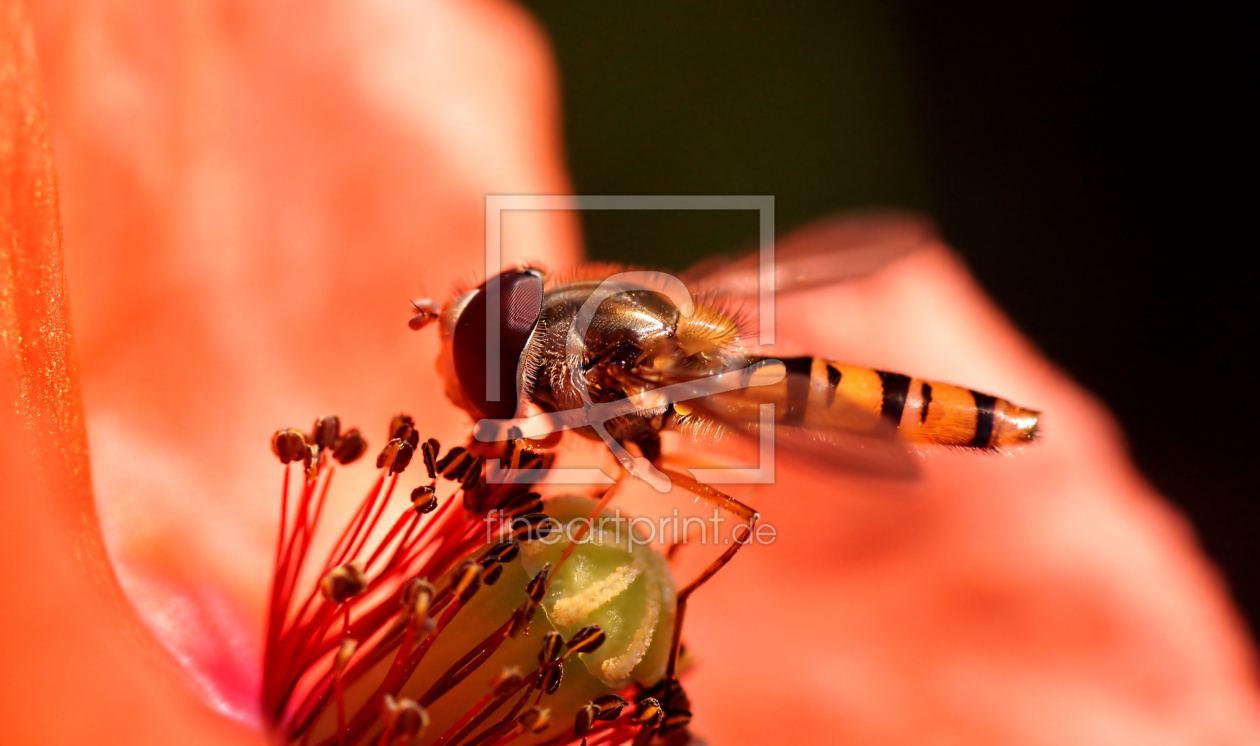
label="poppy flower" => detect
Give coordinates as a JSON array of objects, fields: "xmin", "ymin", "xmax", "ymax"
[{"xmin": 4, "ymin": 0, "xmax": 1260, "ymax": 744}]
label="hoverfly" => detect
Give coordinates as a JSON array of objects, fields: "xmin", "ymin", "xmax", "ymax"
[
  {"xmin": 407, "ymin": 211, "xmax": 1040, "ymax": 726},
  {"xmin": 409, "ymin": 211, "xmax": 1040, "ymax": 481}
]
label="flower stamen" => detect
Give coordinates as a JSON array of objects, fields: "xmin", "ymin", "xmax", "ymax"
[{"xmin": 261, "ymin": 412, "xmax": 735, "ymax": 745}]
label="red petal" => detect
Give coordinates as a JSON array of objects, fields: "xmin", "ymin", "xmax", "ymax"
[
  {"xmin": 0, "ymin": 2, "xmax": 262, "ymax": 741},
  {"xmin": 30, "ymin": 0, "xmax": 579, "ymax": 717},
  {"xmin": 683, "ymin": 245, "xmax": 1260, "ymax": 743}
]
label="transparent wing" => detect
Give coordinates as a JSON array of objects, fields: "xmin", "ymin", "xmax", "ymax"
[
  {"xmin": 685, "ymin": 376, "xmax": 918, "ymax": 481},
  {"xmin": 682, "ymin": 210, "xmax": 937, "ymax": 297},
  {"xmin": 615, "ymin": 362, "xmax": 919, "ymax": 480}
]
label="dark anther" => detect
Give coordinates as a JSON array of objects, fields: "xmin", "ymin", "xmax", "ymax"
[
  {"xmin": 506, "ymin": 491, "xmax": 543, "ymax": 518},
  {"xmin": 453, "ymin": 560, "xmax": 482, "ymax": 603},
  {"xmin": 633, "ymin": 698, "xmax": 664, "ymax": 727},
  {"xmin": 271, "ymin": 428, "xmax": 307, "ymax": 464},
  {"xmin": 478, "ymin": 541, "xmax": 509, "ymax": 562},
  {"xmin": 508, "ymin": 601, "xmax": 537, "ymax": 638},
  {"xmin": 331, "ymin": 428, "xmax": 367, "ymax": 465},
  {"xmin": 377, "ymin": 438, "xmax": 415, "ymax": 475},
  {"xmin": 575, "ymin": 704, "xmax": 598, "ymax": 736},
  {"xmin": 302, "ymin": 444, "xmax": 319, "ymax": 481},
  {"xmin": 492, "ymin": 666, "xmax": 523, "ymax": 696},
  {"xmin": 435, "ymin": 446, "xmax": 470, "ymax": 480},
  {"xmin": 460, "ymin": 456, "xmax": 484, "ymax": 491},
  {"xmin": 388, "ymin": 414, "xmax": 415, "ymax": 442},
  {"xmin": 376, "ymin": 440, "xmax": 394, "ymax": 469},
  {"xmin": 400, "ymin": 577, "xmax": 435, "ymax": 618},
  {"xmin": 565, "ymin": 625, "xmax": 606, "ymax": 655},
  {"xmin": 526, "ymin": 565, "xmax": 549, "ymax": 603},
  {"xmin": 495, "ymin": 541, "xmax": 520, "ymax": 564},
  {"xmin": 410, "ymin": 485, "xmax": 438, "ymax": 514},
  {"xmin": 310, "ymin": 415, "xmax": 341, "ymax": 451},
  {"xmin": 542, "ymin": 664, "xmax": 563, "ymax": 695},
  {"xmin": 520, "ymin": 706, "xmax": 552, "ymax": 735},
  {"xmin": 511, "ymin": 512, "xmax": 553, "ymax": 541},
  {"xmin": 647, "ymin": 679, "xmax": 693, "ymax": 733},
  {"xmin": 539, "ymin": 631, "xmax": 564, "ymax": 665},
  {"xmin": 382, "ymin": 694, "xmax": 430, "ymax": 742},
  {"xmin": 481, "ymin": 561, "xmax": 504, "ymax": 586},
  {"xmin": 404, "ymin": 583, "xmax": 436, "ymax": 635},
  {"xmin": 421, "ymin": 439, "xmax": 439, "ymax": 479},
  {"xmin": 319, "ymin": 563, "xmax": 367, "ymax": 605},
  {"xmin": 593, "ymin": 694, "xmax": 629, "ymax": 721},
  {"xmin": 433, "ymin": 445, "xmax": 462, "ymax": 472},
  {"xmin": 391, "ymin": 440, "xmax": 415, "ymax": 475},
  {"xmin": 443, "ymin": 452, "xmax": 473, "ymax": 482},
  {"xmin": 392, "ymin": 420, "xmax": 412, "ymax": 442},
  {"xmin": 393, "ymin": 421, "xmax": 414, "ymax": 443},
  {"xmin": 479, "ymin": 540, "xmax": 518, "ymax": 564}
]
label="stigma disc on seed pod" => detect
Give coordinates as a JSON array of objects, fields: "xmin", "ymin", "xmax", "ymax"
[{"xmin": 518, "ymin": 496, "xmax": 677, "ymax": 688}]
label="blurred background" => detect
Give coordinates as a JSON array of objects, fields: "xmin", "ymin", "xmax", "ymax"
[{"xmin": 519, "ymin": 1, "xmax": 1257, "ymax": 634}]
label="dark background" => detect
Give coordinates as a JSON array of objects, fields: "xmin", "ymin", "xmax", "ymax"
[{"xmin": 519, "ymin": 1, "xmax": 1256, "ymax": 634}]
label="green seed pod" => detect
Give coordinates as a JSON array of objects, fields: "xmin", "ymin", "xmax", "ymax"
[
  {"xmin": 518, "ymin": 496, "xmax": 677, "ymax": 688},
  {"xmin": 309, "ymin": 496, "xmax": 667, "ymax": 745}
]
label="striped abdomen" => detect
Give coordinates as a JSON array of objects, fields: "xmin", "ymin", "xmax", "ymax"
[{"xmin": 748, "ymin": 356, "xmax": 1040, "ymax": 449}]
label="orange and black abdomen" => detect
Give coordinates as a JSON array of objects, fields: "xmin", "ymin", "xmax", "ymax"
[{"xmin": 761, "ymin": 356, "xmax": 1040, "ymax": 449}]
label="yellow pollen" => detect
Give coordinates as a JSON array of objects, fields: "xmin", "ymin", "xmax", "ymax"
[
  {"xmin": 599, "ymin": 591, "xmax": 661, "ymax": 684},
  {"xmin": 551, "ymin": 564, "xmax": 642, "ymax": 626}
]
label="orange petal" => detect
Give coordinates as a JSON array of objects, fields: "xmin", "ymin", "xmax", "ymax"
[
  {"xmin": 683, "ymin": 242, "xmax": 1260, "ymax": 743},
  {"xmin": 31, "ymin": 0, "xmax": 580, "ymax": 714},
  {"xmin": 0, "ymin": 3, "xmax": 261, "ymax": 741}
]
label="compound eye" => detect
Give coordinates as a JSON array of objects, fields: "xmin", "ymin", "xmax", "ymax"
[{"xmin": 451, "ymin": 269, "xmax": 544, "ymax": 421}]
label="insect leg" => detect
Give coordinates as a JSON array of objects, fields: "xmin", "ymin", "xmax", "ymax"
[
  {"xmin": 550, "ymin": 476, "xmax": 628, "ymax": 579},
  {"xmin": 656, "ymin": 468, "xmax": 758, "ymax": 733}
]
